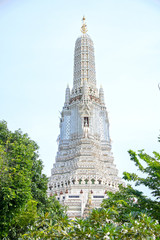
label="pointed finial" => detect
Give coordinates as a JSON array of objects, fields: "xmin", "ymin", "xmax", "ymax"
[
  {"xmin": 81, "ymin": 16, "xmax": 88, "ymax": 34},
  {"xmin": 67, "ymin": 83, "xmax": 69, "ymax": 88}
]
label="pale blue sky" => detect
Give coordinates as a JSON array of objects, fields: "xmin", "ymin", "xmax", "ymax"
[{"xmin": 0, "ymin": 0, "xmax": 160, "ymax": 195}]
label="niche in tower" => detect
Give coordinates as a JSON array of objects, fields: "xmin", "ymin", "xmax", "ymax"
[{"xmin": 84, "ymin": 117, "xmax": 89, "ymax": 127}]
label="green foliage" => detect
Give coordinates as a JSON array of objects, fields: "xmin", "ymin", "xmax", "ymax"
[
  {"xmin": 0, "ymin": 121, "xmax": 35, "ymax": 238},
  {"xmin": 123, "ymin": 149, "xmax": 160, "ymax": 200},
  {"xmin": 7, "ymin": 199, "xmax": 38, "ymax": 239},
  {"xmin": 30, "ymin": 157, "xmax": 48, "ymax": 212},
  {"xmin": 0, "ymin": 121, "xmax": 50, "ymax": 239},
  {"xmin": 23, "ymin": 210, "xmax": 160, "ymax": 239},
  {"xmin": 23, "ymin": 185, "xmax": 160, "ymax": 239},
  {"xmin": 102, "ymin": 184, "xmax": 160, "ymax": 223},
  {"xmin": 22, "ymin": 196, "xmax": 69, "ymax": 240},
  {"xmin": 122, "ymin": 146, "xmax": 160, "ymax": 222}
]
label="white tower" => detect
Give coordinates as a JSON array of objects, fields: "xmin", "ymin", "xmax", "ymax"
[{"xmin": 48, "ymin": 17, "xmax": 123, "ymax": 218}]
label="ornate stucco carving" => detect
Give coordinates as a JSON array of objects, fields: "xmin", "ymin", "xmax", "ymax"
[{"xmin": 48, "ymin": 18, "xmax": 123, "ymax": 218}]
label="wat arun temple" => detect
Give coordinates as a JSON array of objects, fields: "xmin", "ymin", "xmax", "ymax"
[{"xmin": 48, "ymin": 17, "xmax": 123, "ymax": 218}]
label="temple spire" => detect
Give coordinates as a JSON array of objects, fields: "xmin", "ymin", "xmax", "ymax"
[
  {"xmin": 81, "ymin": 16, "xmax": 88, "ymax": 34},
  {"xmin": 99, "ymin": 86, "xmax": 105, "ymax": 104},
  {"xmin": 48, "ymin": 17, "xmax": 123, "ymax": 219},
  {"xmin": 74, "ymin": 17, "xmax": 96, "ymax": 88},
  {"xmin": 65, "ymin": 85, "xmax": 70, "ymax": 106}
]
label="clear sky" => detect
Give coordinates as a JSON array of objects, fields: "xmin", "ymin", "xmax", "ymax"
[{"xmin": 0, "ymin": 0, "xmax": 160, "ymax": 195}]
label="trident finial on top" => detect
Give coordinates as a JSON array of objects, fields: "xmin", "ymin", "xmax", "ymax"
[{"xmin": 81, "ymin": 16, "xmax": 88, "ymax": 34}]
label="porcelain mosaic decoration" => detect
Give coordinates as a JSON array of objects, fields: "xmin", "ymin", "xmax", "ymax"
[{"xmin": 48, "ymin": 17, "xmax": 123, "ymax": 218}]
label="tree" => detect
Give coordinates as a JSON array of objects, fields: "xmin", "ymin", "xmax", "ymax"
[
  {"xmin": 123, "ymin": 147, "xmax": 160, "ymax": 221},
  {"xmin": 0, "ymin": 121, "xmax": 49, "ymax": 239},
  {"xmin": 0, "ymin": 121, "xmax": 35, "ymax": 238},
  {"xmin": 124, "ymin": 149, "xmax": 160, "ymax": 199},
  {"xmin": 30, "ymin": 151, "xmax": 49, "ymax": 213},
  {"xmin": 22, "ymin": 196, "xmax": 69, "ymax": 240}
]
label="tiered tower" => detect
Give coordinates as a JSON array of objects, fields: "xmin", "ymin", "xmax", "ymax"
[{"xmin": 48, "ymin": 17, "xmax": 123, "ymax": 218}]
